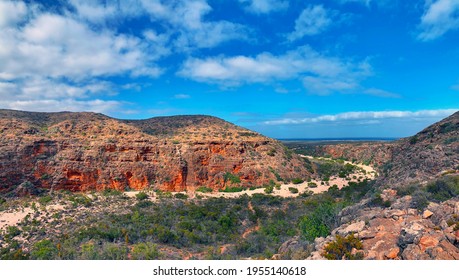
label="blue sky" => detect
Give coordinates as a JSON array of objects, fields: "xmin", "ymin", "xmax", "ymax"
[{"xmin": 0, "ymin": 0, "xmax": 458, "ymax": 138}]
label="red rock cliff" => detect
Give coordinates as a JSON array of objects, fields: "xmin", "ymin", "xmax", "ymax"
[{"xmin": 0, "ymin": 110, "xmax": 311, "ymax": 193}]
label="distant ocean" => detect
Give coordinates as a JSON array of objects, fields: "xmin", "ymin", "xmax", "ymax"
[{"xmin": 278, "ymin": 137, "xmax": 398, "ymax": 142}]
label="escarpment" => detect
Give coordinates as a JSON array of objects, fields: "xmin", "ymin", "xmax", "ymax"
[{"xmin": 0, "ymin": 110, "xmax": 311, "ymax": 194}]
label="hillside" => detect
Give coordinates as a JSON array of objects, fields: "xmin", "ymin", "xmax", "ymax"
[
  {"xmin": 0, "ymin": 109, "xmax": 310, "ymax": 194},
  {"xmin": 379, "ymin": 111, "xmax": 459, "ymax": 187},
  {"xmin": 304, "ymin": 111, "xmax": 459, "ymax": 260}
]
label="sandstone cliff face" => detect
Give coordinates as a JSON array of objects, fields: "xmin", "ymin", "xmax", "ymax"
[{"xmin": 0, "ymin": 110, "xmax": 310, "ymax": 193}]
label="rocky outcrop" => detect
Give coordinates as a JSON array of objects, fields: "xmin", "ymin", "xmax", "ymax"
[
  {"xmin": 307, "ymin": 197, "xmax": 459, "ymax": 260},
  {"xmin": 0, "ymin": 110, "xmax": 311, "ymax": 194}
]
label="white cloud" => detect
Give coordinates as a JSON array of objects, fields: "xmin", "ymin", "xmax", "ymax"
[
  {"xmin": 179, "ymin": 46, "xmax": 371, "ymax": 94},
  {"xmin": 239, "ymin": 0, "xmax": 288, "ymax": 14},
  {"xmin": 337, "ymin": 0, "xmax": 372, "ymax": 6},
  {"xmin": 0, "ymin": 98, "xmax": 122, "ymax": 114},
  {"xmin": 0, "ymin": 0, "xmax": 27, "ymax": 27},
  {"xmin": 0, "ymin": 0, "xmax": 173, "ymax": 114},
  {"xmin": 138, "ymin": 0, "xmax": 248, "ymax": 50},
  {"xmin": 264, "ymin": 109, "xmax": 459, "ymax": 125},
  {"xmin": 363, "ymin": 88, "xmax": 401, "ymax": 98},
  {"xmin": 418, "ymin": 0, "xmax": 459, "ymax": 41},
  {"xmin": 173, "ymin": 94, "xmax": 191, "ymax": 99},
  {"xmin": 288, "ymin": 5, "xmax": 332, "ymax": 41}
]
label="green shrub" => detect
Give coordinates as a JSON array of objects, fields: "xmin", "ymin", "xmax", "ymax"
[
  {"xmin": 38, "ymin": 195, "xmax": 52, "ymax": 205},
  {"xmin": 426, "ymin": 176, "xmax": 459, "ymax": 202},
  {"xmin": 197, "ymin": 186, "xmax": 213, "ymax": 193},
  {"xmin": 292, "ymin": 178, "xmax": 304, "ymax": 185},
  {"xmin": 131, "ymin": 242, "xmax": 161, "ymax": 260},
  {"xmin": 224, "ymin": 172, "xmax": 241, "ymax": 184},
  {"xmin": 100, "ymin": 243, "xmax": 128, "ymax": 260},
  {"xmin": 300, "ymin": 190, "xmax": 313, "ymax": 197},
  {"xmin": 174, "ymin": 193, "xmax": 188, "ymax": 199},
  {"xmin": 135, "ymin": 192, "xmax": 149, "ymax": 200},
  {"xmin": 68, "ymin": 194, "xmax": 92, "ymax": 207},
  {"xmin": 264, "ymin": 185, "xmax": 274, "ymax": 194},
  {"xmin": 369, "ymin": 193, "xmax": 391, "ymax": 208},
  {"xmin": 222, "ymin": 186, "xmax": 244, "ymax": 193},
  {"xmin": 5, "ymin": 226, "xmax": 21, "ymax": 239},
  {"xmin": 103, "ymin": 189, "xmax": 122, "ymax": 196},
  {"xmin": 268, "ymin": 167, "xmax": 283, "ymax": 182},
  {"xmin": 135, "ymin": 200, "xmax": 153, "ymax": 208},
  {"xmin": 288, "ymin": 187, "xmax": 299, "ymax": 194},
  {"xmin": 410, "ymin": 190, "xmax": 430, "ymax": 211},
  {"xmin": 308, "ymin": 182, "xmax": 317, "ymax": 188},
  {"xmin": 31, "ymin": 239, "xmax": 58, "ymax": 260},
  {"xmin": 322, "ymin": 234, "xmax": 363, "ymax": 260},
  {"xmin": 299, "ymin": 203, "xmax": 338, "ymax": 242}
]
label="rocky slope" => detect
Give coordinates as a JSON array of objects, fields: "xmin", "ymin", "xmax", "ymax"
[
  {"xmin": 0, "ymin": 110, "xmax": 310, "ymax": 194},
  {"xmin": 300, "ymin": 111, "xmax": 459, "ymax": 260},
  {"xmin": 311, "ymin": 142, "xmax": 394, "ymax": 167},
  {"xmin": 379, "ymin": 111, "xmax": 459, "ymax": 188}
]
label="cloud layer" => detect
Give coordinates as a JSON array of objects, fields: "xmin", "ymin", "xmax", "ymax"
[
  {"xmin": 264, "ymin": 109, "xmax": 459, "ymax": 125},
  {"xmin": 179, "ymin": 46, "xmax": 372, "ymax": 94}
]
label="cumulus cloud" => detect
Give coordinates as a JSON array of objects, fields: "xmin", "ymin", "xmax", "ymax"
[
  {"xmin": 0, "ymin": 0, "xmax": 171, "ymax": 113},
  {"xmin": 418, "ymin": 0, "xmax": 459, "ymax": 41},
  {"xmin": 288, "ymin": 5, "xmax": 332, "ymax": 40},
  {"xmin": 179, "ymin": 46, "xmax": 371, "ymax": 94},
  {"xmin": 264, "ymin": 109, "xmax": 458, "ymax": 125},
  {"xmin": 0, "ymin": 0, "xmax": 27, "ymax": 28},
  {"xmin": 0, "ymin": 0, "xmax": 249, "ymax": 113},
  {"xmin": 239, "ymin": 0, "xmax": 288, "ymax": 14},
  {"xmin": 138, "ymin": 0, "xmax": 248, "ymax": 50}
]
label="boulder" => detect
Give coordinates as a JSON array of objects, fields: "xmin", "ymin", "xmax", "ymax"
[{"xmin": 422, "ymin": 210, "xmax": 433, "ymax": 219}]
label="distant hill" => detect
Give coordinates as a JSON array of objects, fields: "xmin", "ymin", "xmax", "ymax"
[{"xmin": 0, "ymin": 109, "xmax": 311, "ymax": 194}]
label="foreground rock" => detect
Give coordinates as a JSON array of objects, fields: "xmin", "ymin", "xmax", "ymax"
[{"xmin": 306, "ymin": 197, "xmax": 459, "ymax": 260}]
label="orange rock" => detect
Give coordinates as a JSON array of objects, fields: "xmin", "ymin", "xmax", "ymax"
[
  {"xmin": 385, "ymin": 247, "xmax": 400, "ymax": 259},
  {"xmin": 422, "ymin": 210, "xmax": 433, "ymax": 219},
  {"xmin": 419, "ymin": 235, "xmax": 439, "ymax": 251}
]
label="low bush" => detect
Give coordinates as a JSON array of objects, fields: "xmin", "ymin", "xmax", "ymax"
[
  {"xmin": 174, "ymin": 193, "xmax": 188, "ymax": 199},
  {"xmin": 224, "ymin": 173, "xmax": 241, "ymax": 184},
  {"xmin": 221, "ymin": 186, "xmax": 244, "ymax": 193},
  {"xmin": 289, "ymin": 187, "xmax": 299, "ymax": 194},
  {"xmin": 30, "ymin": 239, "xmax": 58, "ymax": 260},
  {"xmin": 299, "ymin": 202, "xmax": 339, "ymax": 242},
  {"xmin": 135, "ymin": 192, "xmax": 149, "ymax": 201},
  {"xmin": 196, "ymin": 186, "xmax": 213, "ymax": 193},
  {"xmin": 131, "ymin": 242, "xmax": 161, "ymax": 260},
  {"xmin": 292, "ymin": 178, "xmax": 304, "ymax": 185},
  {"xmin": 426, "ymin": 176, "xmax": 459, "ymax": 202},
  {"xmin": 264, "ymin": 185, "xmax": 274, "ymax": 194},
  {"xmin": 38, "ymin": 195, "xmax": 52, "ymax": 205},
  {"xmin": 322, "ymin": 234, "xmax": 363, "ymax": 260}
]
